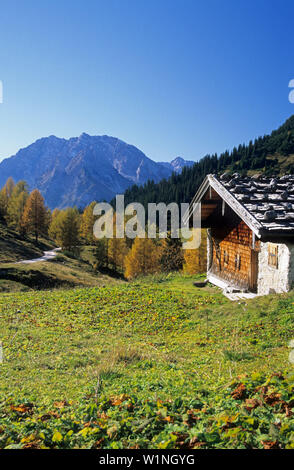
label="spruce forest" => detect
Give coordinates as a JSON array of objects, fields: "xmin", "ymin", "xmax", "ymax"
[{"xmin": 122, "ymin": 115, "xmax": 294, "ymax": 210}]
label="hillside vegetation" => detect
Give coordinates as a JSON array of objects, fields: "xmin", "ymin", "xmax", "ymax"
[
  {"xmin": 0, "ymin": 223, "xmax": 54, "ymax": 264},
  {"xmin": 1, "ymin": 117, "xmax": 294, "ymax": 449},
  {"xmin": 0, "ymin": 221, "xmax": 122, "ymax": 292},
  {"xmin": 122, "ymin": 114, "xmax": 294, "ymax": 210},
  {"xmin": 0, "ymin": 243, "xmax": 122, "ymax": 293},
  {"xmin": 1, "ymin": 274, "xmax": 294, "ymax": 449},
  {"xmin": 0, "ymin": 177, "xmax": 207, "ymax": 283}
]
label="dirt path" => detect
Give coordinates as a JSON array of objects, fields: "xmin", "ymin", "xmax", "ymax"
[{"xmin": 17, "ymin": 248, "xmax": 61, "ymax": 264}]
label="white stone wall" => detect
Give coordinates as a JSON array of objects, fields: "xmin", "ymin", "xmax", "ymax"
[{"xmin": 257, "ymin": 241, "xmax": 294, "ymax": 295}]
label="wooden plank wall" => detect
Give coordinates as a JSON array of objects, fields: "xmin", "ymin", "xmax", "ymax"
[{"xmin": 210, "ymin": 220, "xmax": 260, "ymax": 290}]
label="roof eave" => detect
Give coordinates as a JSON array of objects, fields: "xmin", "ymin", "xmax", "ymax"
[{"xmin": 184, "ymin": 174, "xmax": 263, "ymax": 238}]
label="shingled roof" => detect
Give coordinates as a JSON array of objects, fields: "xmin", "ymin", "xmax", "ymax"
[{"xmin": 186, "ymin": 173, "xmax": 294, "ymax": 238}]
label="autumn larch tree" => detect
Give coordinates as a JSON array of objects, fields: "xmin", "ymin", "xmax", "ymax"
[
  {"xmin": 21, "ymin": 189, "xmax": 48, "ymax": 242},
  {"xmin": 0, "ymin": 177, "xmax": 15, "ymax": 221},
  {"xmin": 108, "ymin": 236, "xmax": 129, "ymax": 272},
  {"xmin": 6, "ymin": 181, "xmax": 29, "ymax": 232},
  {"xmin": 183, "ymin": 229, "xmax": 207, "ymax": 274},
  {"xmin": 124, "ymin": 237, "xmax": 162, "ymax": 279},
  {"xmin": 80, "ymin": 201, "xmax": 97, "ymax": 244},
  {"xmin": 48, "ymin": 207, "xmax": 80, "ymax": 250}
]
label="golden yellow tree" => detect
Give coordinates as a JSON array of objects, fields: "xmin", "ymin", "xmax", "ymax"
[
  {"xmin": 21, "ymin": 189, "xmax": 48, "ymax": 242},
  {"xmin": 49, "ymin": 207, "xmax": 80, "ymax": 250},
  {"xmin": 80, "ymin": 201, "xmax": 97, "ymax": 244},
  {"xmin": 108, "ymin": 236, "xmax": 129, "ymax": 272},
  {"xmin": 6, "ymin": 181, "xmax": 29, "ymax": 231},
  {"xmin": 124, "ymin": 237, "xmax": 162, "ymax": 279},
  {"xmin": 183, "ymin": 229, "xmax": 207, "ymax": 274},
  {"xmin": 51, "ymin": 208, "xmax": 60, "ymax": 220},
  {"xmin": 0, "ymin": 177, "xmax": 15, "ymax": 218}
]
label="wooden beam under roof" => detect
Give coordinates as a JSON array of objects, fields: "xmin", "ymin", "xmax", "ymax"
[{"xmin": 183, "ymin": 174, "xmax": 263, "ymax": 237}]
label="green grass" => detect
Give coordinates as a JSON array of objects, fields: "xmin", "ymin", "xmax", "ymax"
[
  {"xmin": 0, "ymin": 246, "xmax": 122, "ymax": 292},
  {"xmin": 0, "ymin": 223, "xmax": 54, "ymax": 263},
  {"xmin": 1, "ymin": 273, "xmax": 294, "ymax": 448}
]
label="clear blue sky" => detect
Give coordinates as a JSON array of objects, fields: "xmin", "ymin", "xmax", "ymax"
[{"xmin": 0, "ymin": 0, "xmax": 293, "ymax": 162}]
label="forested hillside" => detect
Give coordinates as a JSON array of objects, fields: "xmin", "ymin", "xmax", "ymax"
[{"xmin": 122, "ymin": 115, "xmax": 294, "ymax": 209}]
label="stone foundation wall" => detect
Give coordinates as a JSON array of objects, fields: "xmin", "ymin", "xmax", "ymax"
[{"xmin": 257, "ymin": 241, "xmax": 294, "ymax": 295}]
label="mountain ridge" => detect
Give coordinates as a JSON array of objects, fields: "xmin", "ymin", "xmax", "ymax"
[
  {"xmin": 0, "ymin": 134, "xmax": 194, "ymax": 209},
  {"xmin": 158, "ymin": 156, "xmax": 195, "ymax": 174}
]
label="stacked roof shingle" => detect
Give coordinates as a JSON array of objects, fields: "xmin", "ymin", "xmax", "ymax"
[{"xmin": 218, "ymin": 173, "xmax": 294, "ymax": 233}]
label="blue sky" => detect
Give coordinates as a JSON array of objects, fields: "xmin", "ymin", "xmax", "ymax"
[{"xmin": 0, "ymin": 0, "xmax": 293, "ymax": 162}]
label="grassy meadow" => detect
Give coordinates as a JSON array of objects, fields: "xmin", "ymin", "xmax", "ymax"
[
  {"xmin": 0, "ymin": 246, "xmax": 122, "ymax": 293},
  {"xmin": 0, "ymin": 224, "xmax": 55, "ymax": 264},
  {"xmin": 1, "ymin": 273, "xmax": 294, "ymax": 448}
]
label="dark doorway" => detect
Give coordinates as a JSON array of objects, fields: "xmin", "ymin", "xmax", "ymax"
[{"xmin": 250, "ymin": 250, "xmax": 259, "ymax": 292}]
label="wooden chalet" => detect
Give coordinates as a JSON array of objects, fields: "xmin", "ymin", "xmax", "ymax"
[{"xmin": 185, "ymin": 173, "xmax": 294, "ymax": 295}]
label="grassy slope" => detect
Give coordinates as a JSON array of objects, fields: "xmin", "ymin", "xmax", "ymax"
[
  {"xmin": 0, "ymin": 220, "xmax": 122, "ymax": 293},
  {"xmin": 0, "ymin": 224, "xmax": 55, "ymax": 263},
  {"xmin": 0, "ymin": 245, "xmax": 121, "ymax": 292},
  {"xmin": 1, "ymin": 273, "xmax": 294, "ymax": 448},
  {"xmin": 246, "ymin": 153, "xmax": 294, "ymax": 175}
]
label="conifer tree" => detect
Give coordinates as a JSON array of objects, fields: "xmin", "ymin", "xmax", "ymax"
[
  {"xmin": 21, "ymin": 189, "xmax": 48, "ymax": 242},
  {"xmin": 160, "ymin": 232, "xmax": 184, "ymax": 272},
  {"xmin": 94, "ymin": 238, "xmax": 109, "ymax": 270}
]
